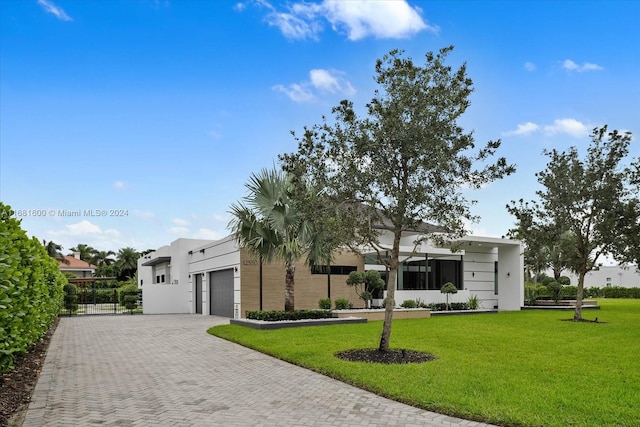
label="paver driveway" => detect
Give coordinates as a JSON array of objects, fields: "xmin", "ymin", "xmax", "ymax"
[{"xmin": 23, "ymin": 315, "xmax": 494, "ymax": 427}]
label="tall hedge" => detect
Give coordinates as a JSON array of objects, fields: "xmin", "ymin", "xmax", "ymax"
[{"xmin": 0, "ymin": 203, "xmax": 66, "ymax": 373}]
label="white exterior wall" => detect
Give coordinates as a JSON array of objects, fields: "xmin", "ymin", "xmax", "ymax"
[
  {"xmin": 550, "ymin": 265, "xmax": 640, "ymax": 288},
  {"xmin": 188, "ymin": 236, "xmax": 241, "ymax": 316},
  {"xmin": 372, "ymin": 236, "xmax": 523, "ymax": 310},
  {"xmin": 138, "ymin": 238, "xmax": 214, "ymax": 314}
]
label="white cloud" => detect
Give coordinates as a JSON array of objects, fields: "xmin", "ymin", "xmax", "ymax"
[
  {"xmin": 562, "ymin": 59, "xmax": 603, "ymax": 72},
  {"xmin": 64, "ymin": 220, "xmax": 102, "ymax": 235},
  {"xmin": 543, "ymin": 118, "xmax": 589, "ymax": 138},
  {"xmin": 309, "ymin": 68, "xmax": 356, "ymax": 95},
  {"xmin": 257, "ymin": 0, "xmax": 434, "ymax": 41},
  {"xmin": 37, "ymin": 0, "xmax": 72, "ymax": 21},
  {"xmin": 322, "ymin": 0, "xmax": 436, "ymax": 40},
  {"xmin": 504, "ymin": 118, "xmax": 589, "ymax": 138},
  {"xmin": 172, "ymin": 218, "xmax": 190, "ymax": 227},
  {"xmin": 168, "ymin": 226, "xmax": 190, "ymax": 234},
  {"xmin": 274, "ymin": 68, "xmax": 355, "ymax": 103},
  {"xmin": 272, "ymin": 83, "xmax": 316, "ymax": 103},
  {"xmin": 504, "ymin": 122, "xmax": 540, "ymax": 136},
  {"xmin": 524, "ymin": 62, "xmax": 536, "ymax": 72},
  {"xmin": 193, "ymin": 228, "xmax": 225, "ymax": 240}
]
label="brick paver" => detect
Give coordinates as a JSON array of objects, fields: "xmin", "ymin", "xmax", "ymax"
[{"xmin": 23, "ymin": 315, "xmax": 496, "ymax": 426}]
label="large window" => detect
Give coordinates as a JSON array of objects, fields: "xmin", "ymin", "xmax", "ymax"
[
  {"xmin": 311, "ymin": 265, "xmax": 358, "ymax": 275},
  {"xmin": 399, "ymin": 258, "xmax": 463, "ymax": 290}
]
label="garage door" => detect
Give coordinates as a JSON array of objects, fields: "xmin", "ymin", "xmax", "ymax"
[{"xmin": 209, "ymin": 269, "xmax": 234, "ymax": 317}]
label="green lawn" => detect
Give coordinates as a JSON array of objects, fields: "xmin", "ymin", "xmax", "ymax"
[{"xmin": 208, "ymin": 299, "xmax": 640, "ymax": 427}]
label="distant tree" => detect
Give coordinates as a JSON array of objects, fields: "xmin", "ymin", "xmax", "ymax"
[
  {"xmin": 507, "ymin": 126, "xmax": 639, "ymax": 321},
  {"xmin": 43, "ymin": 240, "xmax": 68, "ymax": 264},
  {"xmin": 281, "ymin": 46, "xmax": 514, "ymax": 351},
  {"xmin": 115, "ymin": 247, "xmax": 139, "ymax": 281},
  {"xmin": 68, "ymin": 244, "xmax": 96, "ymax": 262},
  {"xmin": 91, "ymin": 249, "xmax": 116, "ymax": 267}
]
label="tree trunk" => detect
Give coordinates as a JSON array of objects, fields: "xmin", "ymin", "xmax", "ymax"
[
  {"xmin": 573, "ymin": 271, "xmax": 585, "ymax": 321},
  {"xmin": 378, "ymin": 232, "xmax": 401, "ymax": 352},
  {"xmin": 285, "ymin": 264, "xmax": 295, "ymax": 312}
]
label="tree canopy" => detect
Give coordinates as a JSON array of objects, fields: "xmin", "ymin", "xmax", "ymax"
[
  {"xmin": 282, "ymin": 46, "xmax": 514, "ymax": 351},
  {"xmin": 508, "ymin": 126, "xmax": 639, "ymax": 320}
]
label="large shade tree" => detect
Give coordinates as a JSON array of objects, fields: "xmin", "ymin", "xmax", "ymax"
[
  {"xmin": 281, "ymin": 46, "xmax": 514, "ymax": 351},
  {"xmin": 229, "ymin": 168, "xmax": 319, "ymax": 312},
  {"xmin": 508, "ymin": 126, "xmax": 639, "ymax": 321}
]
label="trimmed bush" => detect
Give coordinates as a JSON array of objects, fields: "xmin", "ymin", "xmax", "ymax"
[
  {"xmin": 400, "ymin": 299, "xmax": 418, "ymax": 308},
  {"xmin": 558, "ymin": 276, "xmax": 571, "ymax": 286},
  {"xmin": 63, "ymin": 283, "xmax": 78, "ymax": 313},
  {"xmin": 546, "ymin": 281, "xmax": 563, "ymax": 303},
  {"xmin": 0, "ymin": 203, "xmax": 65, "ymax": 373},
  {"xmin": 318, "ymin": 298, "xmax": 332, "ymax": 309},
  {"xmin": 334, "ymin": 298, "xmax": 350, "ymax": 310},
  {"xmin": 245, "ymin": 310, "xmax": 334, "ymax": 321},
  {"xmin": 602, "ymin": 286, "xmax": 640, "ymax": 299},
  {"xmin": 563, "ymin": 285, "xmax": 578, "ymax": 299}
]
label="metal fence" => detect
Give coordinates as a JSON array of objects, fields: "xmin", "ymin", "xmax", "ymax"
[{"xmin": 63, "ymin": 288, "xmax": 142, "ymax": 316}]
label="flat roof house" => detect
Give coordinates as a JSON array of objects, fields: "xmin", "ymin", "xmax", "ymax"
[{"xmin": 139, "ymin": 231, "xmax": 524, "ymax": 317}]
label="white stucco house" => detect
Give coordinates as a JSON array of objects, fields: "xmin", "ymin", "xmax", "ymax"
[{"xmin": 138, "ymin": 230, "xmax": 524, "ymax": 317}]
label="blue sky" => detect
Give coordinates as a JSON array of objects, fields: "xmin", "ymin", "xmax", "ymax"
[{"xmin": 1, "ymin": 0, "xmax": 639, "ymax": 254}]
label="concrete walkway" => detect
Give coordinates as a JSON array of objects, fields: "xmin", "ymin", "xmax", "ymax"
[{"xmin": 23, "ymin": 315, "xmax": 494, "ymax": 427}]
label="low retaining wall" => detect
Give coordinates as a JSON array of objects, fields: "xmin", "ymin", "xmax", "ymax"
[{"xmin": 333, "ymin": 308, "xmax": 430, "ymax": 321}]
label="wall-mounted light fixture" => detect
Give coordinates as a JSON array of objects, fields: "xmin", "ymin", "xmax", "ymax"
[
  {"xmin": 507, "ymin": 272, "xmax": 511, "ymax": 278},
  {"xmin": 200, "ymin": 249, "xmax": 205, "ymax": 254},
  {"xmin": 188, "ymin": 250, "xmax": 193, "ymax": 255},
  {"xmin": 234, "ymin": 266, "xmax": 238, "ymax": 272},
  {"xmin": 472, "ymin": 271, "xmax": 476, "ymax": 277}
]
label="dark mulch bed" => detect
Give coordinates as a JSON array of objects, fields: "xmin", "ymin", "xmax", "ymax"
[
  {"xmin": 336, "ymin": 348, "xmax": 436, "ymax": 364},
  {"xmin": 561, "ymin": 317, "xmax": 606, "ymax": 323},
  {"xmin": 0, "ymin": 318, "xmax": 58, "ymax": 427}
]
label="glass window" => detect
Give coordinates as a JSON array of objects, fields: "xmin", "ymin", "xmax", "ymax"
[{"xmin": 310, "ymin": 265, "xmax": 358, "ymax": 275}]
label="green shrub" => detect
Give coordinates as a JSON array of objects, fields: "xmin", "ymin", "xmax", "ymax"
[
  {"xmin": 400, "ymin": 299, "xmax": 418, "ymax": 308},
  {"xmin": 334, "ymin": 298, "xmax": 351, "ymax": 310},
  {"xmin": 525, "ymin": 283, "xmax": 539, "ymax": 305},
  {"xmin": 63, "ymin": 283, "xmax": 78, "ymax": 312},
  {"xmin": 558, "ymin": 276, "xmax": 571, "ymax": 286},
  {"xmin": 245, "ymin": 310, "xmax": 334, "ymax": 321},
  {"xmin": 585, "ymin": 287, "xmax": 603, "ymax": 298},
  {"xmin": 467, "ymin": 294, "xmax": 481, "ymax": 310},
  {"xmin": 563, "ymin": 285, "xmax": 578, "ymax": 299},
  {"xmin": 119, "ymin": 284, "xmax": 140, "ymax": 305},
  {"xmin": 318, "ymin": 298, "xmax": 332, "ymax": 309},
  {"xmin": 123, "ymin": 294, "xmax": 138, "ymax": 313},
  {"xmin": 427, "ymin": 302, "xmax": 470, "ymax": 311},
  {"xmin": 536, "ymin": 284, "xmax": 550, "ymax": 298},
  {"xmin": 546, "ymin": 281, "xmax": 563, "ymax": 303},
  {"xmin": 602, "ymin": 286, "xmax": 640, "ymax": 298},
  {"xmin": 0, "ymin": 203, "xmax": 65, "ymax": 373}
]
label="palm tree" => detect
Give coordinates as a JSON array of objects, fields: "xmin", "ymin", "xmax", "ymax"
[
  {"xmin": 91, "ymin": 250, "xmax": 116, "ymax": 267},
  {"xmin": 43, "ymin": 240, "xmax": 68, "ymax": 264},
  {"xmin": 69, "ymin": 244, "xmax": 96, "ymax": 262},
  {"xmin": 115, "ymin": 247, "xmax": 139, "ymax": 281},
  {"xmin": 229, "ymin": 168, "xmax": 313, "ymax": 312}
]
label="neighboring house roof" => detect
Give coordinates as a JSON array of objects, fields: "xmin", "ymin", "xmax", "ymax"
[{"xmin": 58, "ymin": 255, "xmax": 97, "ymax": 270}]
